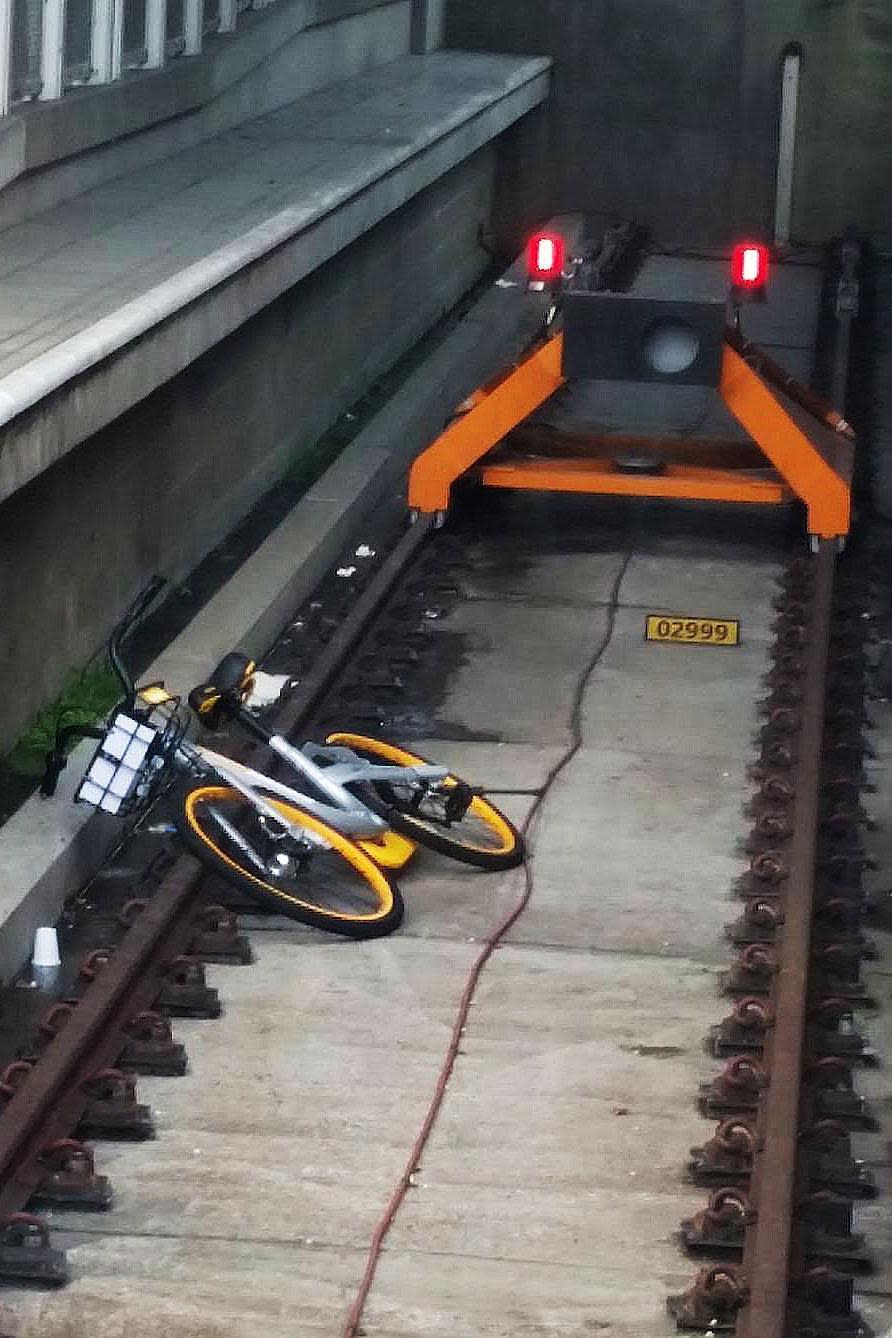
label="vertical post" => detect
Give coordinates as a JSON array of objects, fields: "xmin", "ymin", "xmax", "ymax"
[
  {"xmin": 39, "ymin": 0, "xmax": 66, "ymax": 98},
  {"xmin": 144, "ymin": 0, "xmax": 165, "ymax": 66},
  {"xmin": 90, "ymin": 0, "xmax": 123, "ymax": 80},
  {"xmin": 218, "ymin": 0, "xmax": 235, "ymax": 30},
  {"xmin": 110, "ymin": 0, "xmax": 123, "ymax": 77},
  {"xmin": 0, "ymin": 0, "xmax": 13, "ymax": 112},
  {"xmin": 183, "ymin": 0, "xmax": 200, "ymax": 53},
  {"xmin": 774, "ymin": 45, "xmax": 802, "ymax": 249},
  {"xmin": 410, "ymin": 0, "xmax": 444, "ymax": 53}
]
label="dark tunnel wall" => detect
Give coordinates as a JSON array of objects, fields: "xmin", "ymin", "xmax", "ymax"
[
  {"xmin": 794, "ymin": 2, "xmax": 892, "ymax": 250},
  {"xmin": 447, "ymin": 1, "xmax": 892, "ymax": 252}
]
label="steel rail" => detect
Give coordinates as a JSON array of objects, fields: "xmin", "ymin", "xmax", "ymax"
[
  {"xmin": 274, "ymin": 513, "xmax": 435, "ymax": 738},
  {"xmin": 0, "ymin": 857, "xmax": 208, "ymax": 1217},
  {"xmin": 735, "ymin": 539, "xmax": 837, "ymax": 1338},
  {"xmin": 0, "ymin": 516, "xmax": 434, "ymax": 1231}
]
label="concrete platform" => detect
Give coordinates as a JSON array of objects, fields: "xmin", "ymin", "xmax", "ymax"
[{"xmin": 0, "ymin": 49, "xmax": 550, "ymax": 502}]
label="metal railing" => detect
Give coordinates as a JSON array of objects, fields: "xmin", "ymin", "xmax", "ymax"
[{"xmin": 0, "ymin": 0, "xmax": 268, "ymax": 112}]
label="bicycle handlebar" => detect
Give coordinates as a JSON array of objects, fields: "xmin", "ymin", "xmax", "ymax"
[
  {"xmin": 108, "ymin": 575, "xmax": 166, "ymax": 706},
  {"xmin": 40, "ymin": 723, "xmax": 105, "ymax": 797},
  {"xmin": 41, "ymin": 575, "xmax": 166, "ymax": 798}
]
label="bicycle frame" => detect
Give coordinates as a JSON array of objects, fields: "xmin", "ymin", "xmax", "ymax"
[{"xmin": 177, "ymin": 735, "xmax": 450, "ymax": 841}]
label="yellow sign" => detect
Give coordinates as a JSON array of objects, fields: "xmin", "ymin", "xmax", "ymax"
[{"xmin": 645, "ymin": 615, "xmax": 740, "ymax": 647}]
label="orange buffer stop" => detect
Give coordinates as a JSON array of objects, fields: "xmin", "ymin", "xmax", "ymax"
[{"xmin": 408, "ymin": 331, "xmax": 854, "ymax": 542}]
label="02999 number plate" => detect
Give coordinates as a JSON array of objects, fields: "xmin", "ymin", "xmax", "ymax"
[{"xmin": 645, "ymin": 615, "xmax": 740, "ymax": 647}]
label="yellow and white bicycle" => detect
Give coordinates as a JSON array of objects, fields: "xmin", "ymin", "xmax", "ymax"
[{"xmin": 42, "ymin": 581, "xmax": 523, "ymax": 939}]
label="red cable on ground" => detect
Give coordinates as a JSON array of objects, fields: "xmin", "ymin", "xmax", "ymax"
[{"xmin": 340, "ymin": 552, "xmax": 632, "ymax": 1338}]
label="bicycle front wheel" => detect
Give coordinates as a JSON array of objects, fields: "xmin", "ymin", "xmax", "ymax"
[
  {"xmin": 325, "ymin": 733, "xmax": 525, "ymax": 871},
  {"xmin": 176, "ymin": 785, "xmax": 403, "ymax": 938}
]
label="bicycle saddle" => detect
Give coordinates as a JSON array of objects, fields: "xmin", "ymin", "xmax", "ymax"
[{"xmin": 189, "ymin": 651, "xmax": 255, "ymax": 728}]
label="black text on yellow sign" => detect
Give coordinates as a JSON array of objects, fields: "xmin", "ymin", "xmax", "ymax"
[{"xmin": 645, "ymin": 615, "xmax": 740, "ymax": 647}]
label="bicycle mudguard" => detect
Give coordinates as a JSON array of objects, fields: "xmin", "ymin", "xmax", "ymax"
[{"xmin": 357, "ymin": 829, "xmax": 418, "ymax": 870}]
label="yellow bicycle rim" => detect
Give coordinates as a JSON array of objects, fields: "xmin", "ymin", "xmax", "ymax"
[
  {"xmin": 325, "ymin": 732, "xmax": 517, "ymax": 855},
  {"xmin": 183, "ymin": 786, "xmax": 395, "ymax": 923}
]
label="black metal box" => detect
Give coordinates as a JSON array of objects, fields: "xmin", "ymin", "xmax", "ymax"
[{"xmin": 562, "ymin": 292, "xmax": 727, "ymax": 387}]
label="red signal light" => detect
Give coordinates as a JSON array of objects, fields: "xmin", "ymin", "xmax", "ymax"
[
  {"xmin": 527, "ymin": 231, "xmax": 565, "ymax": 283},
  {"xmin": 731, "ymin": 242, "xmax": 770, "ymax": 290}
]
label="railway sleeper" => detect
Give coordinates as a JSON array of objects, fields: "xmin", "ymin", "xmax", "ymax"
[
  {"xmin": 668, "ymin": 1263, "xmax": 869, "ymax": 1334},
  {"xmin": 78, "ymin": 1069, "xmax": 154, "ymax": 1141},
  {"xmin": 688, "ymin": 1123, "xmax": 876, "ymax": 1199},
  {"xmin": 789, "ymin": 1271, "xmax": 869, "ymax": 1338},
  {"xmin": 733, "ymin": 873, "xmax": 868, "ymax": 906},
  {"xmin": 680, "ymin": 1188, "xmax": 870, "ymax": 1275},
  {"xmin": 28, "ymin": 1140, "xmax": 113, "ymax": 1211},
  {"xmin": 0, "ymin": 1214, "xmax": 67, "ymax": 1286},
  {"xmin": 156, "ymin": 957, "xmax": 221, "ymax": 1018},
  {"xmin": 744, "ymin": 809, "xmax": 868, "ymax": 855},
  {"xmin": 118, "ymin": 1011, "xmax": 188, "ymax": 1077},
  {"xmin": 709, "ymin": 1005, "xmax": 875, "ymax": 1065},
  {"xmin": 725, "ymin": 907, "xmax": 876, "ymax": 959},
  {"xmin": 698, "ymin": 1076, "xmax": 876, "ymax": 1131},
  {"xmin": 187, "ymin": 904, "xmax": 253, "ymax": 965},
  {"xmin": 667, "ymin": 1265, "xmax": 747, "ymax": 1331}
]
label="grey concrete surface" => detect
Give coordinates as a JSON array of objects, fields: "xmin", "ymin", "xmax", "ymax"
[{"xmin": 0, "ymin": 492, "xmax": 795, "ymax": 1337}]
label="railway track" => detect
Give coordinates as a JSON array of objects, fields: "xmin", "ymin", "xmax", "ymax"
[
  {"xmin": 0, "ymin": 512, "xmax": 881, "ymax": 1337},
  {"xmin": 670, "ymin": 540, "xmax": 877, "ymax": 1337}
]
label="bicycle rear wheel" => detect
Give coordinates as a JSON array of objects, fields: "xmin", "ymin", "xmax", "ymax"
[
  {"xmin": 325, "ymin": 733, "xmax": 524, "ymax": 871},
  {"xmin": 176, "ymin": 785, "xmax": 403, "ymax": 938}
]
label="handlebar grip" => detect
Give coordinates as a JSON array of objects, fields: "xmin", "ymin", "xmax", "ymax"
[
  {"xmin": 188, "ymin": 654, "xmax": 255, "ymax": 729},
  {"xmin": 188, "ymin": 684, "xmax": 222, "ymax": 720},
  {"xmin": 40, "ymin": 750, "xmax": 67, "ymax": 798}
]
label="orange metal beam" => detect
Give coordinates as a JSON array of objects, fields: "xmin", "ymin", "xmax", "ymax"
[
  {"xmin": 407, "ymin": 327, "xmax": 852, "ymax": 540},
  {"xmin": 480, "ymin": 458, "xmax": 791, "ymax": 506},
  {"xmin": 719, "ymin": 345, "xmax": 853, "ymax": 538},
  {"xmin": 408, "ymin": 333, "xmax": 566, "ymax": 514}
]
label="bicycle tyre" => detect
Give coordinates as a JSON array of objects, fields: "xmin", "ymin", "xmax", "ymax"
[
  {"xmin": 175, "ymin": 784, "xmax": 403, "ymax": 938},
  {"xmin": 325, "ymin": 733, "xmax": 525, "ymax": 871}
]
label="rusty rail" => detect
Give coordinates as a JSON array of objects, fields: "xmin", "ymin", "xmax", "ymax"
[
  {"xmin": 671, "ymin": 539, "xmax": 876, "ymax": 1336},
  {"xmin": 736, "ymin": 541, "xmax": 835, "ymax": 1338},
  {"xmin": 0, "ymin": 858, "xmax": 208, "ymax": 1220}
]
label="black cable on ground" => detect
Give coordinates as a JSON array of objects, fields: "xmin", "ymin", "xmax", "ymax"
[{"xmin": 341, "ymin": 548, "xmax": 634, "ymax": 1338}]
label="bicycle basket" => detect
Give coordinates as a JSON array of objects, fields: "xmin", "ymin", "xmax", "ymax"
[{"xmin": 75, "ymin": 712, "xmax": 166, "ymax": 816}]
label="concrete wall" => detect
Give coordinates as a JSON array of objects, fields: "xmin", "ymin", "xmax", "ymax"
[
  {"xmin": 793, "ymin": 3, "xmax": 892, "ymax": 249},
  {"xmin": 0, "ymin": 146, "xmax": 495, "ymax": 751},
  {"xmin": 444, "ymin": 0, "xmax": 892, "ymax": 251}
]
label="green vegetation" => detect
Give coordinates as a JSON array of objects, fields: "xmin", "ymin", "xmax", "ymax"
[
  {"xmin": 4, "ymin": 662, "xmax": 120, "ymax": 778},
  {"xmin": 285, "ymin": 430, "xmax": 352, "ymax": 495}
]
